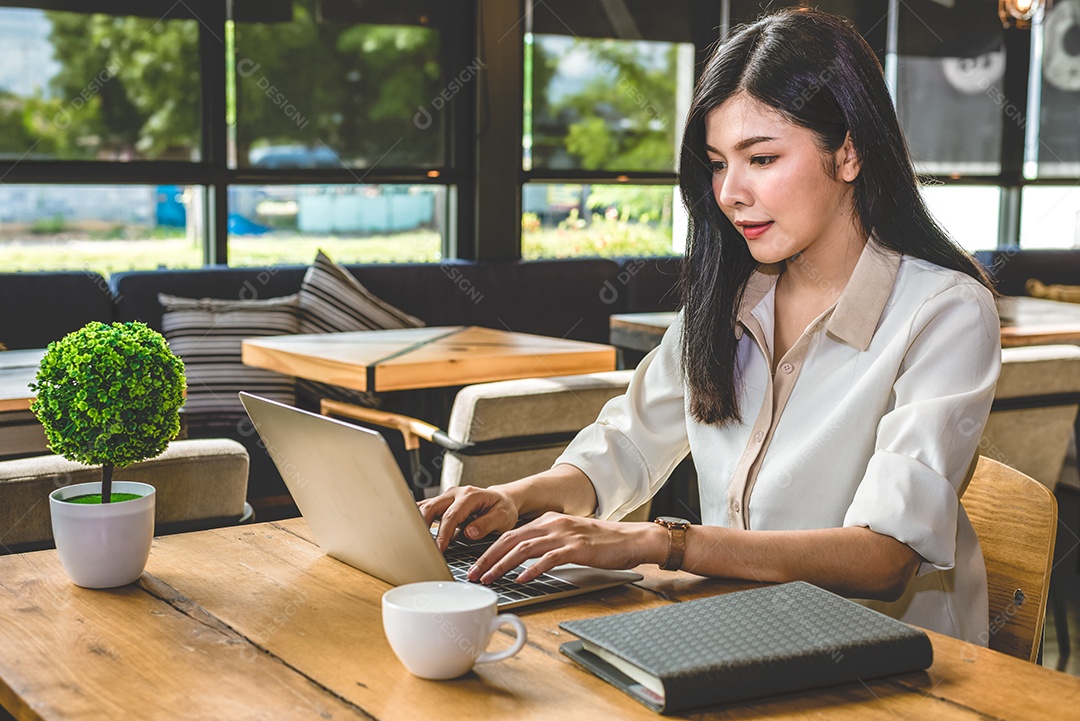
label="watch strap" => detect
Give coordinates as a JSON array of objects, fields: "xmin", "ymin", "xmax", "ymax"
[{"xmin": 656, "ymin": 518, "xmax": 688, "ymax": 571}]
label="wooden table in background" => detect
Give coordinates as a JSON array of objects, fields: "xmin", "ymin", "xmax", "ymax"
[
  {"xmin": 1000, "ymin": 296, "xmax": 1080, "ymax": 347},
  {"xmin": 0, "ymin": 348, "xmax": 48, "ymax": 458},
  {"xmin": 609, "ymin": 312, "xmax": 677, "ymax": 355},
  {"xmin": 242, "ymin": 326, "xmax": 617, "ymax": 392},
  {"xmin": 0, "ymin": 517, "xmax": 1075, "ymax": 720},
  {"xmin": 0, "ymin": 348, "xmax": 44, "ymax": 413},
  {"xmin": 611, "ymin": 297, "xmax": 1080, "ymax": 354}
]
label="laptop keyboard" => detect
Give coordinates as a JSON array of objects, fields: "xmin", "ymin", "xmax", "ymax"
[{"xmin": 437, "ymin": 532, "xmax": 579, "ymax": 605}]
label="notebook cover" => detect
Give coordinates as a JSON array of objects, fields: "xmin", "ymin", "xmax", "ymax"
[{"xmin": 558, "ymin": 581, "xmax": 933, "ymax": 714}]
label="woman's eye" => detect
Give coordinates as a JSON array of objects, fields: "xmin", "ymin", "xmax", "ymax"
[
  {"xmin": 751, "ymin": 155, "xmax": 777, "ymax": 166},
  {"xmin": 709, "ymin": 161, "xmax": 727, "ymax": 173}
]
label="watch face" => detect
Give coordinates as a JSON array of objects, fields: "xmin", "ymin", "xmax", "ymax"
[{"xmin": 655, "ymin": 516, "xmax": 691, "ymax": 527}]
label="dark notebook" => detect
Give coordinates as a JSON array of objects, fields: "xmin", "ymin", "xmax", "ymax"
[{"xmin": 558, "ymin": 581, "xmax": 933, "ymax": 714}]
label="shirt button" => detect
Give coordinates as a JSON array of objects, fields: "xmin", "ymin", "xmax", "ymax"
[
  {"xmin": 730, "ymin": 499, "xmax": 740, "ymax": 513},
  {"xmin": 780, "ymin": 362, "xmax": 794, "ymax": 374},
  {"xmin": 753, "ymin": 430, "xmax": 764, "ymax": 442}
]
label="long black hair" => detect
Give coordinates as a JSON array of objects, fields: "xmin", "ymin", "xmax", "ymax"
[{"xmin": 678, "ymin": 8, "xmax": 993, "ymax": 426}]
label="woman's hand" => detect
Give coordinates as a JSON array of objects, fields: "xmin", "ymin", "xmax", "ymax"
[
  {"xmin": 467, "ymin": 512, "xmax": 667, "ymax": 584},
  {"xmin": 418, "ymin": 485, "xmax": 522, "ymax": 552},
  {"xmin": 417, "ymin": 465, "xmax": 601, "ymax": 553}
]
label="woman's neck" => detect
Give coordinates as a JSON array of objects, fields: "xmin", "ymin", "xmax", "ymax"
[{"xmin": 780, "ymin": 225, "xmax": 867, "ymax": 304}]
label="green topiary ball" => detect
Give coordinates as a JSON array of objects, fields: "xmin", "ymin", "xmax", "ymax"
[{"xmin": 30, "ymin": 321, "xmax": 186, "ymax": 468}]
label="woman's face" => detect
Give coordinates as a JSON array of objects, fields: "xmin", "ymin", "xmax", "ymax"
[{"xmin": 704, "ymin": 92, "xmax": 861, "ymax": 266}]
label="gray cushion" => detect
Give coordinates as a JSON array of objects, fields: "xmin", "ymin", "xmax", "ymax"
[
  {"xmin": 0, "ymin": 439, "xmax": 249, "ymax": 551},
  {"xmin": 447, "ymin": 370, "xmax": 635, "ymax": 443}
]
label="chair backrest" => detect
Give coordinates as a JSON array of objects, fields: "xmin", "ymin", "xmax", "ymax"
[
  {"xmin": 961, "ymin": 456, "xmax": 1058, "ymax": 662},
  {"xmin": 981, "ymin": 344, "xmax": 1080, "ymax": 489},
  {"xmin": 440, "ymin": 370, "xmax": 651, "ymax": 520}
]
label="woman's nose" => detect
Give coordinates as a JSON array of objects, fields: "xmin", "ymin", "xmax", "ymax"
[{"xmin": 715, "ymin": 167, "xmax": 751, "ymax": 208}]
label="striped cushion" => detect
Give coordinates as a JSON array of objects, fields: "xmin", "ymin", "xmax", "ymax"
[
  {"xmin": 158, "ymin": 293, "xmax": 299, "ymax": 424},
  {"xmin": 298, "ymin": 250, "xmax": 423, "ymax": 333},
  {"xmin": 296, "ymin": 251, "xmax": 424, "ymax": 407}
]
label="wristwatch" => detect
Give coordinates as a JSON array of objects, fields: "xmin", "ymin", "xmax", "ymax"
[{"xmin": 653, "ymin": 516, "xmax": 692, "ymax": 571}]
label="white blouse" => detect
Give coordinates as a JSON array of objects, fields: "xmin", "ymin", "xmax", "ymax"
[{"xmin": 557, "ymin": 241, "xmax": 1001, "ymax": 644}]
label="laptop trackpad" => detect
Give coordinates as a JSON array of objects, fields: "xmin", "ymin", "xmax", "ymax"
[{"xmin": 521, "ymin": 558, "xmax": 643, "ymax": 586}]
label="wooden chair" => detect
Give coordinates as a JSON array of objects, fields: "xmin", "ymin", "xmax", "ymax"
[
  {"xmin": 961, "ymin": 456, "xmax": 1058, "ymax": 662},
  {"xmin": 321, "ymin": 370, "xmax": 652, "ymax": 520},
  {"xmin": 980, "ymin": 343, "xmax": 1080, "ymax": 666}
]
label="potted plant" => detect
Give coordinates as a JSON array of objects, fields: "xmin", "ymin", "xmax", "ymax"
[{"xmin": 31, "ymin": 321, "xmax": 186, "ymax": 588}]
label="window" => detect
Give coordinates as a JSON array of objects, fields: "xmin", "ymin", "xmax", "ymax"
[
  {"xmin": 227, "ymin": 184, "xmax": 445, "ymax": 265},
  {"xmin": 920, "ymin": 185, "xmax": 1001, "ymax": 252},
  {"xmin": 0, "ymin": 184, "xmax": 202, "ymax": 273},
  {"xmin": 232, "ymin": 4, "xmax": 447, "ymax": 169},
  {"xmin": 0, "ymin": 6, "xmax": 201, "ymax": 162},
  {"xmin": 1020, "ymin": 186, "xmax": 1080, "ymax": 248},
  {"xmin": 893, "ymin": 0, "xmax": 1006, "ymax": 176},
  {"xmin": 0, "ymin": 0, "xmax": 464, "ymax": 275},
  {"xmin": 519, "ymin": 0, "xmax": 705, "ymax": 259},
  {"xmin": 1026, "ymin": 2, "xmax": 1080, "ymax": 178},
  {"xmin": 1, "ymin": 0, "xmax": 1077, "ymax": 273}
]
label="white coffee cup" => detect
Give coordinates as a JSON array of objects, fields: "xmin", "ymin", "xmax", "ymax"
[{"xmin": 382, "ymin": 581, "xmax": 528, "ymax": 680}]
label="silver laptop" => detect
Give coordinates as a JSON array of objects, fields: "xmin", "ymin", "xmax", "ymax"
[{"xmin": 239, "ymin": 392, "xmax": 642, "ymax": 609}]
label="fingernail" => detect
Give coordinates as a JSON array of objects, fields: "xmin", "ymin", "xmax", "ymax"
[
  {"xmin": 481, "ymin": 573, "xmax": 493, "ymax": 584},
  {"xmin": 467, "ymin": 526, "xmax": 479, "ymax": 538}
]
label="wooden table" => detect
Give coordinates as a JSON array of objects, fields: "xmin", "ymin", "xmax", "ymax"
[
  {"xmin": 0, "ymin": 348, "xmax": 44, "ymax": 413},
  {"xmin": 1000, "ymin": 296, "xmax": 1080, "ymax": 347},
  {"xmin": 242, "ymin": 326, "xmax": 617, "ymax": 393},
  {"xmin": 611, "ymin": 297, "xmax": 1080, "ymax": 354},
  {"xmin": 609, "ymin": 312, "xmax": 677, "ymax": 354},
  {"xmin": 0, "ymin": 349, "xmax": 48, "ymax": 458},
  {"xmin": 0, "ymin": 518, "xmax": 1075, "ymax": 721}
]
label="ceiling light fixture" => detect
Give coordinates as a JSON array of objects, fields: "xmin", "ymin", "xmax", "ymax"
[{"xmin": 999, "ymin": 0, "xmax": 1046, "ymax": 29}]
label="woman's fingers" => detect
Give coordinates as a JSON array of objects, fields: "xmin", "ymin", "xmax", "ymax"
[
  {"xmin": 473, "ymin": 529, "xmax": 562, "ymax": 583},
  {"xmin": 468, "ymin": 512, "xmax": 580, "ymax": 582},
  {"xmin": 434, "ymin": 494, "xmax": 488, "ymax": 551},
  {"xmin": 418, "ymin": 486, "xmax": 520, "ymax": 552},
  {"xmin": 417, "ymin": 494, "xmax": 453, "ymax": 526}
]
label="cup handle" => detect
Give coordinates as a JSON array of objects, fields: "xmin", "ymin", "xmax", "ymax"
[{"xmin": 475, "ymin": 613, "xmax": 527, "ymax": 665}]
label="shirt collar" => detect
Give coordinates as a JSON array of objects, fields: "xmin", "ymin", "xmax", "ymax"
[{"xmin": 735, "ymin": 240, "xmax": 902, "ymax": 351}]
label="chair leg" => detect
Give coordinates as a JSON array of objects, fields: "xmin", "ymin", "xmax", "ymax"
[
  {"xmin": 1050, "ymin": 576, "xmax": 1070, "ymax": 671},
  {"xmin": 407, "ymin": 448, "xmax": 425, "ymax": 502}
]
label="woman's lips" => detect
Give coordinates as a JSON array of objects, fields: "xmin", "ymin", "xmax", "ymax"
[{"xmin": 738, "ymin": 221, "xmax": 773, "ymax": 240}]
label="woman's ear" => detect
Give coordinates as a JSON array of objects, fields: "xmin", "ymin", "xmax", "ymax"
[{"xmin": 836, "ymin": 133, "xmax": 861, "ymax": 183}]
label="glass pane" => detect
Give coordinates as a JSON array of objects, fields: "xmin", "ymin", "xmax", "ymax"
[
  {"xmin": 525, "ymin": 35, "xmax": 694, "ymax": 173},
  {"xmin": 895, "ymin": 1, "xmax": 1004, "ymax": 175},
  {"xmin": 0, "ymin": 184, "xmax": 202, "ymax": 274},
  {"xmin": 919, "ymin": 185, "xmax": 1000, "ymax": 252},
  {"xmin": 522, "ymin": 183, "xmax": 678, "ymax": 258},
  {"xmin": 227, "ymin": 184, "xmax": 444, "ymax": 265},
  {"xmin": 232, "ymin": 0, "xmax": 448, "ymax": 169},
  {"xmin": 0, "ymin": 7, "xmax": 200, "ymax": 161},
  {"xmin": 1030, "ymin": 3, "xmax": 1080, "ymax": 177},
  {"xmin": 525, "ymin": 0, "xmax": 696, "ymax": 173},
  {"xmin": 1020, "ymin": 186, "xmax": 1080, "ymax": 249}
]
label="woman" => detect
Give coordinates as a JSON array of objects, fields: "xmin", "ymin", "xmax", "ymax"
[{"xmin": 421, "ymin": 8, "xmax": 1000, "ymax": 644}]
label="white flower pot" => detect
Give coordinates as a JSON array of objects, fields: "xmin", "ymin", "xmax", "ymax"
[{"xmin": 49, "ymin": 481, "xmax": 156, "ymax": 589}]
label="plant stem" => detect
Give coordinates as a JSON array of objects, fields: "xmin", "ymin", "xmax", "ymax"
[{"xmin": 101, "ymin": 462, "xmax": 114, "ymax": 503}]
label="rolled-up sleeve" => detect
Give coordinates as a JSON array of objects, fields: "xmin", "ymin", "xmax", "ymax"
[
  {"xmin": 843, "ymin": 282, "xmax": 1001, "ymax": 573},
  {"xmin": 555, "ymin": 315, "xmax": 691, "ymax": 520}
]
